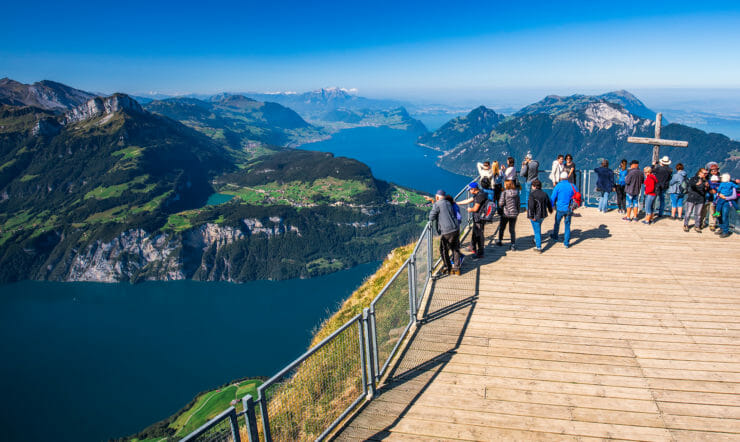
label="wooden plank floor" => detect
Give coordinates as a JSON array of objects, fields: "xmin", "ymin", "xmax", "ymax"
[{"xmin": 334, "ymin": 208, "xmax": 740, "ymax": 441}]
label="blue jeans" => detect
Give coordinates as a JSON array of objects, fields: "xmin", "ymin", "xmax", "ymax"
[
  {"xmin": 551, "ymin": 210, "xmax": 572, "ymax": 246},
  {"xmin": 644, "ymin": 194, "xmax": 656, "ymax": 215},
  {"xmin": 719, "ymin": 201, "xmax": 732, "ymax": 234},
  {"xmin": 522, "ymin": 181, "xmax": 531, "ymax": 209},
  {"xmin": 530, "ymin": 219, "xmax": 542, "ymax": 249},
  {"xmin": 598, "ymin": 191, "xmax": 610, "ymax": 212},
  {"xmin": 670, "ymin": 193, "xmax": 684, "ymax": 208},
  {"xmin": 657, "ymin": 190, "xmax": 667, "ymax": 216}
]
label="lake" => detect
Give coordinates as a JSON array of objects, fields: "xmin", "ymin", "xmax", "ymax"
[
  {"xmin": 0, "ymin": 126, "xmax": 470, "ymax": 442},
  {"xmin": 303, "ymin": 126, "xmax": 472, "ymax": 196},
  {"xmin": 0, "ymin": 263, "xmax": 380, "ymax": 441}
]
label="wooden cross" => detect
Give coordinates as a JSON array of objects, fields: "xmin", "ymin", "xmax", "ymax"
[{"xmin": 627, "ymin": 113, "xmax": 688, "ymax": 165}]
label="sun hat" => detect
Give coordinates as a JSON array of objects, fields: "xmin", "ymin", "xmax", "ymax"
[
  {"xmin": 468, "ymin": 182, "xmax": 479, "ymax": 190},
  {"xmin": 659, "ymin": 156, "xmax": 671, "ymax": 165},
  {"xmin": 559, "ymin": 171, "xmax": 568, "ymax": 179},
  {"xmin": 721, "ymin": 173, "xmax": 730, "ymax": 183}
]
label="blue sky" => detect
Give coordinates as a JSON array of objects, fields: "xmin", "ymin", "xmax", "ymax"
[{"xmin": 2, "ymin": 0, "xmax": 740, "ymax": 99}]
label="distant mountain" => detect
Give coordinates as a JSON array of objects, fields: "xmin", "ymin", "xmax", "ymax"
[
  {"xmin": 417, "ymin": 105, "xmax": 505, "ymax": 151},
  {"xmin": 244, "ymin": 88, "xmax": 403, "ymax": 118},
  {"xmin": 0, "ymin": 92, "xmax": 426, "ymax": 283},
  {"xmin": 319, "ymin": 106, "xmax": 427, "ymax": 134},
  {"xmin": 424, "ymin": 92, "xmax": 740, "ymax": 177},
  {"xmin": 0, "ymin": 78, "xmax": 96, "ymax": 111},
  {"xmin": 598, "ymin": 90, "xmax": 656, "ymax": 120},
  {"xmin": 144, "ymin": 95, "xmax": 325, "ymax": 151}
]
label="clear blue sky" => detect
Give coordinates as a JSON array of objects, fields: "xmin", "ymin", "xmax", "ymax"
[{"xmin": 2, "ymin": 0, "xmax": 739, "ymax": 99}]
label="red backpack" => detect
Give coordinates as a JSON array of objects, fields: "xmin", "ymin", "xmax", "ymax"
[{"xmin": 569, "ymin": 184, "xmax": 582, "ymax": 210}]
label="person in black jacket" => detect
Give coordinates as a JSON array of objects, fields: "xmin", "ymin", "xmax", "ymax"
[
  {"xmin": 683, "ymin": 168, "xmax": 709, "ymax": 233},
  {"xmin": 527, "ymin": 179, "xmax": 552, "ymax": 253},
  {"xmin": 653, "ymin": 156, "xmax": 673, "ymax": 218},
  {"xmin": 623, "ymin": 160, "xmax": 644, "ymax": 222}
]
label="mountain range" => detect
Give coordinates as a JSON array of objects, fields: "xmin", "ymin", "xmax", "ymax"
[
  {"xmin": 421, "ymin": 91, "xmax": 740, "ymax": 177},
  {"xmin": 0, "ymin": 79, "xmax": 427, "ymax": 283}
]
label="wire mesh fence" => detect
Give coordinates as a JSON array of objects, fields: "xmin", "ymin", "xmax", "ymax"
[
  {"xmin": 412, "ymin": 225, "xmax": 430, "ymax": 309},
  {"xmin": 256, "ymin": 316, "xmax": 365, "ymax": 442},
  {"xmin": 181, "ymin": 407, "xmax": 241, "ymax": 442},
  {"xmin": 371, "ymin": 261, "xmax": 412, "ymax": 379}
]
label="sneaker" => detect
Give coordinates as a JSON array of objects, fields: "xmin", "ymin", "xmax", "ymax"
[
  {"xmin": 709, "ymin": 226, "xmax": 716, "ymax": 232},
  {"xmin": 564, "ymin": 244, "xmax": 570, "ymax": 249},
  {"xmin": 719, "ymin": 232, "xmax": 732, "ymax": 238},
  {"xmin": 641, "ymin": 220, "xmax": 650, "ymax": 225},
  {"xmin": 683, "ymin": 225, "xmax": 690, "ymax": 232},
  {"xmin": 712, "ymin": 212, "xmax": 721, "ymax": 218},
  {"xmin": 622, "ymin": 216, "xmax": 630, "ymax": 221},
  {"xmin": 533, "ymin": 246, "xmax": 542, "ymax": 253},
  {"xmin": 509, "ymin": 244, "xmax": 516, "ymax": 251},
  {"xmin": 694, "ymin": 227, "xmax": 702, "ymax": 233},
  {"xmin": 450, "ymin": 267, "xmax": 461, "ymax": 275},
  {"xmin": 495, "ymin": 240, "xmax": 502, "ymax": 246}
]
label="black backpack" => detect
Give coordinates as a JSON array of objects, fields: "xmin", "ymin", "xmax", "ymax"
[{"xmin": 478, "ymin": 199, "xmax": 496, "ymax": 222}]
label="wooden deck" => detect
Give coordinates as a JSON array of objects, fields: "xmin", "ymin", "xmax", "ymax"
[{"xmin": 335, "ymin": 207, "xmax": 740, "ymax": 441}]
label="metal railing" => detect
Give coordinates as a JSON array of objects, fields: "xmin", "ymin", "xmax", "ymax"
[
  {"xmin": 179, "ymin": 179, "xmax": 475, "ymax": 442},
  {"xmin": 179, "ymin": 166, "xmax": 737, "ymax": 442}
]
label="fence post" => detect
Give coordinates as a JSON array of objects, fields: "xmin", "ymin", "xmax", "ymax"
[
  {"xmin": 242, "ymin": 395, "xmax": 259, "ymax": 442},
  {"xmin": 258, "ymin": 393, "xmax": 272, "ymax": 442},
  {"xmin": 408, "ymin": 256, "xmax": 417, "ymax": 324},
  {"xmin": 228, "ymin": 407, "xmax": 242, "ymax": 442},
  {"xmin": 369, "ymin": 305, "xmax": 380, "ymax": 383},
  {"xmin": 362, "ymin": 307, "xmax": 376, "ymax": 397},
  {"xmin": 426, "ymin": 224, "xmax": 433, "ymax": 278}
]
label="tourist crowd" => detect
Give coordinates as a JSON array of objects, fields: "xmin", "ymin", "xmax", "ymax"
[{"xmin": 427, "ymin": 152, "xmax": 738, "ymax": 276}]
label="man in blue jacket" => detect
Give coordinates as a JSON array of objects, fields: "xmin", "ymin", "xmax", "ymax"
[{"xmin": 550, "ymin": 171, "xmax": 578, "ymax": 248}]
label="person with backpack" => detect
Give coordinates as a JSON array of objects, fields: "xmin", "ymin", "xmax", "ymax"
[
  {"xmin": 497, "ymin": 180, "xmax": 520, "ymax": 251},
  {"xmin": 653, "ymin": 156, "xmax": 673, "ymax": 218},
  {"xmin": 623, "ymin": 160, "xmax": 643, "ymax": 222},
  {"xmin": 459, "ymin": 182, "xmax": 488, "ymax": 259},
  {"xmin": 550, "ymin": 171, "xmax": 579, "ymax": 248},
  {"xmin": 594, "ymin": 159, "xmax": 615, "ymax": 213},
  {"xmin": 527, "ymin": 179, "xmax": 552, "ymax": 253},
  {"xmin": 668, "ymin": 163, "xmax": 688, "ymax": 220},
  {"xmin": 428, "ymin": 189, "xmax": 462, "ymax": 275},
  {"xmin": 615, "ymin": 159, "xmax": 628, "ymax": 214}
]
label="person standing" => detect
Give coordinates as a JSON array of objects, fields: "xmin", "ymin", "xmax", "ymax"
[
  {"xmin": 497, "ymin": 180, "xmax": 520, "ymax": 251},
  {"xmin": 684, "ymin": 168, "xmax": 709, "ymax": 233},
  {"xmin": 703, "ymin": 162, "xmax": 721, "ymax": 230},
  {"xmin": 520, "ymin": 153, "xmax": 539, "ymax": 209},
  {"xmin": 653, "ymin": 156, "xmax": 673, "ymax": 218},
  {"xmin": 564, "ymin": 154, "xmax": 577, "ymax": 184},
  {"xmin": 668, "ymin": 163, "xmax": 688, "ymax": 220},
  {"xmin": 615, "ymin": 159, "xmax": 628, "ymax": 214},
  {"xmin": 428, "ymin": 190, "xmax": 462, "ymax": 275},
  {"xmin": 459, "ymin": 182, "xmax": 488, "ymax": 259},
  {"xmin": 715, "ymin": 173, "xmax": 738, "ymax": 238},
  {"xmin": 491, "ymin": 161, "xmax": 503, "ymax": 205},
  {"xmin": 477, "ymin": 161, "xmax": 494, "ymax": 182},
  {"xmin": 504, "ymin": 156, "xmax": 517, "ymax": 182},
  {"xmin": 642, "ymin": 167, "xmax": 658, "ymax": 224},
  {"xmin": 549, "ymin": 155, "xmax": 565, "ymax": 186},
  {"xmin": 550, "ymin": 171, "xmax": 577, "ymax": 248},
  {"xmin": 594, "ymin": 159, "xmax": 615, "ymax": 213},
  {"xmin": 527, "ymin": 179, "xmax": 552, "ymax": 253},
  {"xmin": 623, "ymin": 160, "xmax": 643, "ymax": 222}
]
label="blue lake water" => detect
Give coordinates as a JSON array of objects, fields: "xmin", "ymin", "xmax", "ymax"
[
  {"xmin": 0, "ymin": 126, "xmax": 471, "ymax": 442},
  {"xmin": 0, "ymin": 262, "xmax": 379, "ymax": 442},
  {"xmin": 303, "ymin": 126, "xmax": 472, "ymax": 196},
  {"xmin": 206, "ymin": 193, "xmax": 234, "ymax": 205}
]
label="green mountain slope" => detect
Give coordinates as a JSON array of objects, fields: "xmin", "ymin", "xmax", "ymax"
[
  {"xmin": 0, "ymin": 94, "xmax": 427, "ymax": 283},
  {"xmin": 144, "ymin": 95, "xmax": 326, "ymax": 152}
]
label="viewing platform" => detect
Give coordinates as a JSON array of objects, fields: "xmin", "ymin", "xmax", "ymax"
[{"xmin": 335, "ymin": 207, "xmax": 740, "ymax": 441}]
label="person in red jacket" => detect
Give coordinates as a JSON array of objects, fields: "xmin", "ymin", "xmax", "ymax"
[{"xmin": 643, "ymin": 166, "xmax": 658, "ymax": 225}]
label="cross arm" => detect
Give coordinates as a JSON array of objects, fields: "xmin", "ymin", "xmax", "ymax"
[{"xmin": 626, "ymin": 137, "xmax": 689, "ymax": 147}]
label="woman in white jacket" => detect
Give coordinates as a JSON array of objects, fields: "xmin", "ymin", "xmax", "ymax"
[{"xmin": 549, "ymin": 154, "xmax": 564, "ymax": 185}]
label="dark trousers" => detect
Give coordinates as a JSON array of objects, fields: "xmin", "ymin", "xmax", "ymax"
[
  {"xmin": 615, "ymin": 185, "xmax": 626, "ymax": 211},
  {"xmin": 498, "ymin": 216, "xmax": 517, "ymax": 243},
  {"xmin": 440, "ymin": 230, "xmax": 462, "ymax": 271},
  {"xmin": 471, "ymin": 221, "xmax": 485, "ymax": 256}
]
